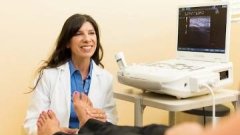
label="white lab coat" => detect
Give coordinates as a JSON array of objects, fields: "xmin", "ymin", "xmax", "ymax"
[{"xmin": 23, "ymin": 62, "xmax": 118, "ymax": 135}]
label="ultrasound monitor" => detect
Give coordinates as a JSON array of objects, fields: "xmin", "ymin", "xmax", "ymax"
[{"xmin": 176, "ymin": 3, "xmax": 230, "ymax": 62}]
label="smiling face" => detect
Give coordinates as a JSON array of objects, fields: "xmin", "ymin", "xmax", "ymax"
[{"xmin": 68, "ymin": 21, "xmax": 97, "ymax": 61}]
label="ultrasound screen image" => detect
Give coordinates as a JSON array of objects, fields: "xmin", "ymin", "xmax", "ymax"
[
  {"xmin": 188, "ymin": 16, "xmax": 210, "ymax": 48},
  {"xmin": 189, "ymin": 16, "xmax": 210, "ymax": 28}
]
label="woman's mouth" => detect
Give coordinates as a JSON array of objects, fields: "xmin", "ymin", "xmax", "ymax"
[{"xmin": 80, "ymin": 45, "xmax": 93, "ymax": 52}]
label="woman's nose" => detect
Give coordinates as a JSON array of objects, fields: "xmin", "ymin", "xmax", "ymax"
[{"xmin": 83, "ymin": 34, "xmax": 91, "ymax": 42}]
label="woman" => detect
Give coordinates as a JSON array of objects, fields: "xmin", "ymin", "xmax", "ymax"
[{"xmin": 24, "ymin": 14, "xmax": 118, "ymax": 135}]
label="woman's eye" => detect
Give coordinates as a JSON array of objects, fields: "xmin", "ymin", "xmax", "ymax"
[
  {"xmin": 89, "ymin": 31, "xmax": 95, "ymax": 35},
  {"xmin": 75, "ymin": 32, "xmax": 83, "ymax": 35}
]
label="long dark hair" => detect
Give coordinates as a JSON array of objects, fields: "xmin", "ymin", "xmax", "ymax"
[{"xmin": 30, "ymin": 14, "xmax": 104, "ymax": 91}]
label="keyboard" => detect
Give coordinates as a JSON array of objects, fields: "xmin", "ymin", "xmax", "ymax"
[
  {"xmin": 148, "ymin": 62, "xmax": 204, "ymax": 71},
  {"xmin": 147, "ymin": 59, "xmax": 215, "ymax": 71},
  {"xmin": 123, "ymin": 64, "xmax": 190, "ymax": 83}
]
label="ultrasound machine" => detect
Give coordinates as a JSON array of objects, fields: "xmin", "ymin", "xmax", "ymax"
[{"xmin": 115, "ymin": 3, "xmax": 232, "ymax": 99}]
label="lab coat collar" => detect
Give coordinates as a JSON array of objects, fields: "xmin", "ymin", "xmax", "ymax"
[{"xmin": 57, "ymin": 61, "xmax": 103, "ymax": 76}]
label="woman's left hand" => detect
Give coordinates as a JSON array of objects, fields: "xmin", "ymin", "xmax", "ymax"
[
  {"xmin": 86, "ymin": 108, "xmax": 107, "ymax": 122},
  {"xmin": 60, "ymin": 127, "xmax": 78, "ymax": 134}
]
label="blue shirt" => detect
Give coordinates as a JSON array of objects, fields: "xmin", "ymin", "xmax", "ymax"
[{"xmin": 68, "ymin": 60, "xmax": 93, "ymax": 128}]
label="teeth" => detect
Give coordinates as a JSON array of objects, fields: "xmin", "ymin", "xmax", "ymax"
[
  {"xmin": 81, "ymin": 46, "xmax": 91, "ymax": 49},
  {"xmin": 81, "ymin": 45, "xmax": 92, "ymax": 48},
  {"xmin": 80, "ymin": 46, "xmax": 92, "ymax": 52}
]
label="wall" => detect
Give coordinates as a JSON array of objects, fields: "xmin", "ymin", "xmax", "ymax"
[{"xmin": 0, "ymin": 0, "xmax": 239, "ymax": 134}]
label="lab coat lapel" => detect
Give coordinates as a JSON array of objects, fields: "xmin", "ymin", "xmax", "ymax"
[
  {"xmin": 88, "ymin": 63, "xmax": 103, "ymax": 108},
  {"xmin": 58, "ymin": 63, "xmax": 71, "ymax": 116}
]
